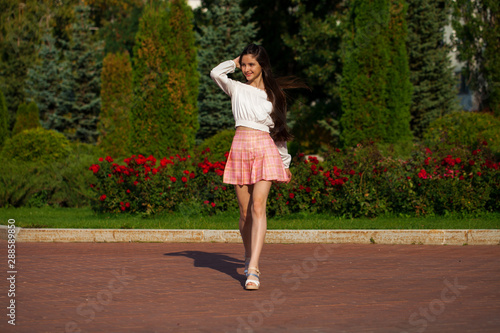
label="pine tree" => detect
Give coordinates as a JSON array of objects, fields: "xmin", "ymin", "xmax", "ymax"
[
  {"xmin": 0, "ymin": 90, "xmax": 9, "ymax": 147},
  {"xmin": 195, "ymin": 0, "xmax": 257, "ymax": 141},
  {"xmin": 407, "ymin": 0, "xmax": 458, "ymax": 137},
  {"xmin": 53, "ymin": 4, "xmax": 104, "ymax": 143},
  {"xmin": 99, "ymin": 51, "xmax": 132, "ymax": 157},
  {"xmin": 25, "ymin": 32, "xmax": 61, "ymax": 129},
  {"xmin": 385, "ymin": 0, "xmax": 413, "ymax": 143},
  {"xmin": 12, "ymin": 102, "xmax": 41, "ymax": 136},
  {"xmin": 130, "ymin": 0, "xmax": 198, "ymax": 155},
  {"xmin": 452, "ymin": 0, "xmax": 500, "ymax": 115},
  {"xmin": 340, "ymin": 0, "xmax": 391, "ymax": 147}
]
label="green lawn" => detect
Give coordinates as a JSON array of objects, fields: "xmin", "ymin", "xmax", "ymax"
[{"xmin": 1, "ymin": 207, "xmax": 499, "ymax": 229}]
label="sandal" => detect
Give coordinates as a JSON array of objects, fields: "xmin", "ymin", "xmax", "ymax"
[
  {"xmin": 245, "ymin": 267, "xmax": 260, "ymax": 290},
  {"xmin": 244, "ymin": 257, "xmax": 251, "ymax": 276}
]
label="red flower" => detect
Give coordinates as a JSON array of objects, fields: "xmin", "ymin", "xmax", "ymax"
[
  {"xmin": 286, "ymin": 201, "xmax": 289, "ymax": 205},
  {"xmin": 181, "ymin": 176, "xmax": 188, "ymax": 183},
  {"xmin": 105, "ymin": 156, "xmax": 113, "ymax": 163},
  {"xmin": 190, "ymin": 172, "xmax": 195, "ymax": 179},
  {"xmin": 170, "ymin": 176, "xmax": 177, "ymax": 182},
  {"xmin": 99, "ymin": 194, "xmax": 106, "ymax": 201},
  {"xmin": 121, "ymin": 206, "xmax": 126, "ymax": 211},
  {"xmin": 89, "ymin": 164, "xmax": 100, "ymax": 174},
  {"xmin": 211, "ymin": 202, "xmax": 216, "ymax": 208},
  {"xmin": 311, "ymin": 199, "xmax": 316, "ymax": 204},
  {"xmin": 99, "ymin": 157, "xmax": 104, "ymax": 162},
  {"xmin": 418, "ymin": 169, "xmax": 429, "ymax": 179},
  {"xmin": 472, "ymin": 149, "xmax": 480, "ymax": 155},
  {"xmin": 222, "ymin": 186, "xmax": 227, "ymax": 191},
  {"xmin": 477, "ymin": 171, "xmax": 482, "ymax": 176},
  {"xmin": 90, "ymin": 184, "xmax": 95, "ymax": 188},
  {"xmin": 133, "ymin": 181, "xmax": 139, "ymax": 186},
  {"xmin": 289, "ymin": 193, "xmax": 295, "ymax": 199},
  {"xmin": 482, "ymin": 140, "xmax": 488, "ymax": 146},
  {"xmin": 306, "ymin": 187, "xmax": 311, "ymax": 193},
  {"xmin": 125, "ymin": 202, "xmax": 130, "ymax": 208},
  {"xmin": 183, "ymin": 170, "xmax": 190, "ymax": 175},
  {"xmin": 127, "ymin": 189, "xmax": 131, "ymax": 193},
  {"xmin": 349, "ymin": 170, "xmax": 356, "ymax": 175},
  {"xmin": 469, "ymin": 160, "xmax": 475, "ymax": 166},
  {"xmin": 204, "ymin": 200, "xmax": 209, "ymax": 204}
]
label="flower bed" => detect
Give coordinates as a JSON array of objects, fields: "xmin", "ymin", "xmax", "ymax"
[{"xmin": 89, "ymin": 143, "xmax": 499, "ymax": 217}]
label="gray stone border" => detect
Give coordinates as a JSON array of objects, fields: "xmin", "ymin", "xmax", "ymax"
[{"xmin": 0, "ymin": 226, "xmax": 499, "ymax": 245}]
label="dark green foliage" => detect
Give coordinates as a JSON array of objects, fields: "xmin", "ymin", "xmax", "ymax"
[
  {"xmin": 195, "ymin": 0, "xmax": 257, "ymax": 141},
  {"xmin": 130, "ymin": 0, "xmax": 199, "ymax": 155},
  {"xmin": 12, "ymin": 102, "xmax": 41, "ymax": 136},
  {"xmin": 99, "ymin": 51, "xmax": 132, "ymax": 158},
  {"xmin": 423, "ymin": 111, "xmax": 500, "ymax": 154},
  {"xmin": 25, "ymin": 32, "xmax": 61, "ymax": 129},
  {"xmin": 340, "ymin": 0, "xmax": 391, "ymax": 146},
  {"xmin": 0, "ymin": 90, "xmax": 8, "ymax": 147},
  {"xmin": 54, "ymin": 5, "xmax": 104, "ymax": 144},
  {"xmin": 385, "ymin": 0, "xmax": 413, "ymax": 143},
  {"xmin": 406, "ymin": 0, "xmax": 458, "ymax": 137},
  {"xmin": 452, "ymin": 0, "xmax": 500, "ymax": 116},
  {"xmin": 1, "ymin": 127, "xmax": 72, "ymax": 165},
  {"xmin": 197, "ymin": 129, "xmax": 235, "ymax": 161}
]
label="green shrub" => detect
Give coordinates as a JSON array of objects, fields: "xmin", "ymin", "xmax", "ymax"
[
  {"xmin": 0, "ymin": 90, "xmax": 8, "ymax": 147},
  {"xmin": 424, "ymin": 111, "xmax": 500, "ymax": 153},
  {"xmin": 1, "ymin": 127, "xmax": 72, "ymax": 164},
  {"xmin": 197, "ymin": 129, "xmax": 235, "ymax": 161},
  {"xmin": 12, "ymin": 101, "xmax": 41, "ymax": 136}
]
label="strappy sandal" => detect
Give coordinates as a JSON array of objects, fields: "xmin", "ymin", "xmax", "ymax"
[
  {"xmin": 244, "ymin": 257, "xmax": 251, "ymax": 276},
  {"xmin": 245, "ymin": 267, "xmax": 260, "ymax": 290}
]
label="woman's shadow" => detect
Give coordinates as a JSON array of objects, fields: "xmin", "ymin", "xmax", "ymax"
[{"xmin": 164, "ymin": 251, "xmax": 246, "ymax": 287}]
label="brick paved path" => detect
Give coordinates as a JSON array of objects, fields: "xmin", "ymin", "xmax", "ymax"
[{"xmin": 1, "ymin": 240, "xmax": 499, "ymax": 333}]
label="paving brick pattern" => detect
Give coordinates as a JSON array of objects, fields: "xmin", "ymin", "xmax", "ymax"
[{"xmin": 0, "ymin": 240, "xmax": 499, "ymax": 333}]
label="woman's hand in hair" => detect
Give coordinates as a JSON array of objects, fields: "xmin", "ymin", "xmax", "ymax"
[{"xmin": 233, "ymin": 56, "xmax": 240, "ymax": 69}]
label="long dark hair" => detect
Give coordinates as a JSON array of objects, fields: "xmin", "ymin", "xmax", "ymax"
[{"xmin": 238, "ymin": 44, "xmax": 308, "ymax": 142}]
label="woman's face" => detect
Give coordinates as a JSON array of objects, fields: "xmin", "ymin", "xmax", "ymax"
[{"xmin": 241, "ymin": 54, "xmax": 262, "ymax": 83}]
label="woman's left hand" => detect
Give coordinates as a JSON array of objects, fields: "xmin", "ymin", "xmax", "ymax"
[{"xmin": 285, "ymin": 168, "xmax": 292, "ymax": 183}]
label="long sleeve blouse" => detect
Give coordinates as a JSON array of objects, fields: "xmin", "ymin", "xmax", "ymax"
[{"xmin": 210, "ymin": 60, "xmax": 292, "ymax": 168}]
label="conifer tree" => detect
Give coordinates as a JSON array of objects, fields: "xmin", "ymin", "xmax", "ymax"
[
  {"xmin": 25, "ymin": 32, "xmax": 61, "ymax": 129},
  {"xmin": 12, "ymin": 102, "xmax": 41, "ymax": 136},
  {"xmin": 130, "ymin": 0, "xmax": 198, "ymax": 155},
  {"xmin": 0, "ymin": 90, "xmax": 9, "ymax": 147},
  {"xmin": 406, "ymin": 0, "xmax": 458, "ymax": 137},
  {"xmin": 340, "ymin": 0, "xmax": 391, "ymax": 146},
  {"xmin": 53, "ymin": 4, "xmax": 104, "ymax": 143},
  {"xmin": 99, "ymin": 51, "xmax": 132, "ymax": 157},
  {"xmin": 385, "ymin": 0, "xmax": 413, "ymax": 143},
  {"xmin": 195, "ymin": 0, "xmax": 257, "ymax": 141}
]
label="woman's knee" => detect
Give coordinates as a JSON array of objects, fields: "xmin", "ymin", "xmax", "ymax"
[{"xmin": 251, "ymin": 199, "xmax": 267, "ymax": 218}]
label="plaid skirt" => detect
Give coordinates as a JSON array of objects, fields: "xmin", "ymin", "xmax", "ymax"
[{"xmin": 223, "ymin": 127, "xmax": 289, "ymax": 185}]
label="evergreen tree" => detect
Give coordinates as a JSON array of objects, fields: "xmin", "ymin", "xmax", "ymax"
[
  {"xmin": 25, "ymin": 32, "xmax": 61, "ymax": 129},
  {"xmin": 130, "ymin": 0, "xmax": 198, "ymax": 155},
  {"xmin": 452, "ymin": 0, "xmax": 500, "ymax": 115},
  {"xmin": 406, "ymin": 0, "xmax": 458, "ymax": 137},
  {"xmin": 53, "ymin": 5, "xmax": 104, "ymax": 143},
  {"xmin": 340, "ymin": 0, "xmax": 391, "ymax": 147},
  {"xmin": 99, "ymin": 51, "xmax": 132, "ymax": 157},
  {"xmin": 12, "ymin": 102, "xmax": 41, "ymax": 136},
  {"xmin": 195, "ymin": 0, "xmax": 257, "ymax": 141},
  {"xmin": 0, "ymin": 90, "xmax": 9, "ymax": 147},
  {"xmin": 385, "ymin": 0, "xmax": 413, "ymax": 143}
]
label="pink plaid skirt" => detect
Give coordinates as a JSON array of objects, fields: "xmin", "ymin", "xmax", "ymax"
[{"xmin": 223, "ymin": 127, "xmax": 289, "ymax": 185}]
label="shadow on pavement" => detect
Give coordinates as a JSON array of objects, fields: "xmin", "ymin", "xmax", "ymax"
[{"xmin": 164, "ymin": 251, "xmax": 246, "ymax": 286}]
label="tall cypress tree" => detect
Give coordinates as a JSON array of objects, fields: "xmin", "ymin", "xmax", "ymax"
[
  {"xmin": 25, "ymin": 32, "xmax": 61, "ymax": 129},
  {"xmin": 407, "ymin": 0, "xmax": 458, "ymax": 137},
  {"xmin": 340, "ymin": 0, "xmax": 391, "ymax": 147},
  {"xmin": 0, "ymin": 90, "xmax": 9, "ymax": 147},
  {"xmin": 195, "ymin": 0, "xmax": 257, "ymax": 141},
  {"xmin": 54, "ymin": 4, "xmax": 104, "ymax": 143},
  {"xmin": 99, "ymin": 51, "xmax": 132, "ymax": 157},
  {"xmin": 130, "ymin": 0, "xmax": 198, "ymax": 155},
  {"xmin": 385, "ymin": 0, "xmax": 413, "ymax": 143}
]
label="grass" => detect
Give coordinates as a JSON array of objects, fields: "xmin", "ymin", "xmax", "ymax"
[{"xmin": 1, "ymin": 207, "xmax": 499, "ymax": 229}]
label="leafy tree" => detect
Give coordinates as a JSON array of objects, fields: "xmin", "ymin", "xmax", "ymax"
[
  {"xmin": 0, "ymin": 90, "xmax": 9, "ymax": 147},
  {"xmin": 99, "ymin": 51, "xmax": 132, "ymax": 157},
  {"xmin": 130, "ymin": 0, "xmax": 199, "ymax": 155},
  {"xmin": 340, "ymin": 0, "xmax": 391, "ymax": 147},
  {"xmin": 52, "ymin": 4, "xmax": 104, "ymax": 143},
  {"xmin": 12, "ymin": 102, "xmax": 41, "ymax": 136},
  {"xmin": 452, "ymin": 0, "xmax": 500, "ymax": 115},
  {"xmin": 195, "ymin": 0, "xmax": 257, "ymax": 141},
  {"xmin": 25, "ymin": 32, "xmax": 61, "ymax": 129},
  {"xmin": 406, "ymin": 0, "xmax": 458, "ymax": 137}
]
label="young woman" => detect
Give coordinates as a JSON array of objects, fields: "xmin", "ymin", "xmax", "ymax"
[{"xmin": 210, "ymin": 44, "xmax": 305, "ymax": 290}]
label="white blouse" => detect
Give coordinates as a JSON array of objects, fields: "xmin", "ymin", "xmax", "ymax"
[{"xmin": 210, "ymin": 60, "xmax": 292, "ymax": 168}]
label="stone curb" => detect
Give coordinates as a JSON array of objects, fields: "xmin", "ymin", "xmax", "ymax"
[{"xmin": 0, "ymin": 226, "xmax": 499, "ymax": 245}]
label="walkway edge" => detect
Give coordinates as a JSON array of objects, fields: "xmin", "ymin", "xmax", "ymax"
[{"xmin": 0, "ymin": 226, "xmax": 499, "ymax": 245}]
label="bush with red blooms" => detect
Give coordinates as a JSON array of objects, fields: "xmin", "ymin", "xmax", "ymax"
[{"xmin": 90, "ymin": 141, "xmax": 499, "ymax": 217}]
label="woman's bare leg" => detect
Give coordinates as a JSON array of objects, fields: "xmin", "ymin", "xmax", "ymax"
[
  {"xmin": 235, "ymin": 184, "xmax": 253, "ymax": 260},
  {"xmin": 248, "ymin": 180, "xmax": 272, "ymax": 270}
]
